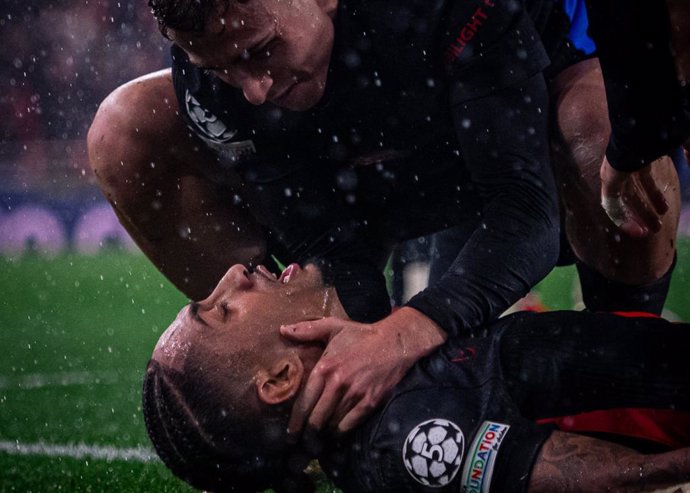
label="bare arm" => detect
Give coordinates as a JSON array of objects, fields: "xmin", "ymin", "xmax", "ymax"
[
  {"xmin": 586, "ymin": 1, "xmax": 689, "ymax": 236},
  {"xmin": 529, "ymin": 431, "xmax": 690, "ymax": 492},
  {"xmin": 88, "ymin": 70, "xmax": 266, "ymax": 300}
]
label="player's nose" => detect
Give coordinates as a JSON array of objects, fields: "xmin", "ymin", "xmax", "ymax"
[
  {"xmin": 240, "ymin": 74, "xmax": 273, "ymax": 106},
  {"xmin": 209, "ymin": 264, "xmax": 254, "ymax": 299}
]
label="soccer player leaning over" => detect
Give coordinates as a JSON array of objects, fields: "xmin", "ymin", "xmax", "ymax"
[
  {"xmin": 90, "ymin": 0, "xmax": 682, "ymax": 439},
  {"xmin": 143, "ymin": 263, "xmax": 690, "ymax": 493}
]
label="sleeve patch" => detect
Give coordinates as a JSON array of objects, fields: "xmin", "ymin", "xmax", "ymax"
[
  {"xmin": 461, "ymin": 421, "xmax": 510, "ymax": 493},
  {"xmin": 402, "ymin": 418, "xmax": 465, "ymax": 488}
]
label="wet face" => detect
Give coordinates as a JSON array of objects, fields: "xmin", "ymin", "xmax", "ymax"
[
  {"xmin": 170, "ymin": 0, "xmax": 336, "ymax": 110},
  {"xmin": 152, "ymin": 263, "xmax": 333, "ymax": 371}
]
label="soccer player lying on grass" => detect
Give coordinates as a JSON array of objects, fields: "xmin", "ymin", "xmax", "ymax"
[{"xmin": 143, "ymin": 264, "xmax": 690, "ymax": 493}]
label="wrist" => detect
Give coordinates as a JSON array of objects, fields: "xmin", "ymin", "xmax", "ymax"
[
  {"xmin": 376, "ymin": 306, "xmax": 447, "ymax": 354},
  {"xmin": 601, "ymin": 156, "xmax": 628, "ymax": 182}
]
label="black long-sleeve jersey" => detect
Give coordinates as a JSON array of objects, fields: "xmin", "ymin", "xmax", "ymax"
[
  {"xmin": 322, "ymin": 311, "xmax": 690, "ymax": 492},
  {"xmin": 171, "ymin": 1, "xmax": 590, "ymax": 331},
  {"xmin": 585, "ymin": 0, "xmax": 690, "ymax": 172}
]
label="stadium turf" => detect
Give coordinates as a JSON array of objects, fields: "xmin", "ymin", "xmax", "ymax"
[{"xmin": 1, "ymin": 243, "xmax": 688, "ymax": 491}]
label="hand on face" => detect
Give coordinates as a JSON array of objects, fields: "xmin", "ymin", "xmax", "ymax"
[
  {"xmin": 279, "ymin": 307, "xmax": 447, "ymax": 437},
  {"xmin": 599, "ymin": 156, "xmax": 670, "ymax": 238}
]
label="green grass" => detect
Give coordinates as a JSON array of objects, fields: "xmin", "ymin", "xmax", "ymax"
[
  {"xmin": 0, "ymin": 253, "xmax": 191, "ymax": 492},
  {"xmin": 534, "ymin": 238, "xmax": 690, "ymax": 321},
  {"xmin": 1, "ymin": 455, "xmax": 187, "ymax": 493},
  {"xmin": 0, "ymin": 242, "xmax": 688, "ymax": 491}
]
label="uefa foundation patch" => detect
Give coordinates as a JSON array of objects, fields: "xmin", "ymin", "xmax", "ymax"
[
  {"xmin": 402, "ymin": 418, "xmax": 465, "ymax": 487},
  {"xmin": 461, "ymin": 421, "xmax": 510, "ymax": 493}
]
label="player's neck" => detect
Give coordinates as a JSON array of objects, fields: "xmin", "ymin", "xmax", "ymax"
[{"xmin": 322, "ymin": 286, "xmax": 350, "ymax": 320}]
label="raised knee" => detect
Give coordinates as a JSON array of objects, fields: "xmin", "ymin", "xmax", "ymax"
[
  {"xmin": 557, "ymin": 97, "xmax": 610, "ymax": 169},
  {"xmin": 88, "ymin": 85, "xmax": 136, "ymax": 185},
  {"xmin": 551, "ymin": 60, "xmax": 611, "ymax": 173},
  {"xmin": 87, "ymin": 71, "xmax": 178, "ymax": 198}
]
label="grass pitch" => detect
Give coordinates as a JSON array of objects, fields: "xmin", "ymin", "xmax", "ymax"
[
  {"xmin": 0, "ymin": 253, "xmax": 191, "ymax": 492},
  {"xmin": 1, "ymin": 243, "xmax": 688, "ymax": 491}
]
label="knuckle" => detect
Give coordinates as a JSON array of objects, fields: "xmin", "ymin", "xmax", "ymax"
[
  {"xmin": 361, "ymin": 395, "xmax": 379, "ymax": 411},
  {"xmin": 314, "ymin": 363, "xmax": 329, "ymax": 376},
  {"xmin": 315, "ymin": 360, "xmax": 341, "ymax": 379},
  {"xmin": 331, "ymin": 370, "xmax": 346, "ymax": 388},
  {"xmin": 345, "ymin": 384, "xmax": 366, "ymax": 401}
]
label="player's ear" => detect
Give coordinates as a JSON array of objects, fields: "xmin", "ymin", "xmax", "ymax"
[{"xmin": 256, "ymin": 355, "xmax": 303, "ymax": 405}]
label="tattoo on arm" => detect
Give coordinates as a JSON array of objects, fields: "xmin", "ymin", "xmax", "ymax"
[{"xmin": 528, "ymin": 431, "xmax": 690, "ymax": 492}]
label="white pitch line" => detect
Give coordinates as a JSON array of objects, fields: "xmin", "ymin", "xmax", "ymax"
[
  {"xmin": 0, "ymin": 440, "xmax": 158, "ymax": 463},
  {"xmin": 0, "ymin": 370, "xmax": 132, "ymax": 390}
]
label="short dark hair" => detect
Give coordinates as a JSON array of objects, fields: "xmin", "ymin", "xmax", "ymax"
[
  {"xmin": 142, "ymin": 359, "xmax": 310, "ymax": 492},
  {"xmin": 147, "ymin": 0, "xmax": 229, "ymax": 38}
]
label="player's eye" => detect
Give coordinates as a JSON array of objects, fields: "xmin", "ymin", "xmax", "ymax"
[
  {"xmin": 258, "ymin": 43, "xmax": 274, "ymax": 59},
  {"xmin": 198, "ymin": 65, "xmax": 223, "ymax": 72},
  {"xmin": 248, "ymin": 39, "xmax": 276, "ymax": 61}
]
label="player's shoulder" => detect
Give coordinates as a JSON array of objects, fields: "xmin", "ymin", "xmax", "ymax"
[
  {"xmin": 326, "ymin": 372, "xmax": 527, "ymax": 492},
  {"xmin": 325, "ymin": 386, "xmax": 477, "ymax": 491}
]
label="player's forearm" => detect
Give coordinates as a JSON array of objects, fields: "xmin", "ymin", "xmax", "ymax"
[
  {"xmin": 529, "ymin": 431, "xmax": 690, "ymax": 492},
  {"xmin": 407, "ymin": 74, "xmax": 559, "ymax": 335},
  {"xmin": 406, "ymin": 217, "xmax": 558, "ymax": 337}
]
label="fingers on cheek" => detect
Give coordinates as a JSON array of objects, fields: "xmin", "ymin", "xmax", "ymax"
[
  {"xmin": 303, "ymin": 367, "xmax": 344, "ymax": 427},
  {"xmin": 308, "ymin": 395, "xmax": 339, "ymax": 431},
  {"xmin": 336, "ymin": 399, "xmax": 377, "ymax": 435},
  {"xmin": 309, "ymin": 378, "xmax": 350, "ymax": 430},
  {"xmin": 319, "ymin": 369, "xmax": 364, "ymax": 430},
  {"xmin": 330, "ymin": 402, "xmax": 355, "ymax": 432},
  {"xmin": 337, "ymin": 378, "xmax": 384, "ymax": 428},
  {"xmin": 290, "ymin": 373, "xmax": 327, "ymax": 432}
]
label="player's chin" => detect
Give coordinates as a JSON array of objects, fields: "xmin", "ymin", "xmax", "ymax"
[{"xmin": 290, "ymin": 261, "xmax": 325, "ymax": 288}]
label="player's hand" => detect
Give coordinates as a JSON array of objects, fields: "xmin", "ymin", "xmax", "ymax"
[
  {"xmin": 599, "ymin": 156, "xmax": 669, "ymax": 238},
  {"xmin": 280, "ymin": 307, "xmax": 446, "ymax": 437}
]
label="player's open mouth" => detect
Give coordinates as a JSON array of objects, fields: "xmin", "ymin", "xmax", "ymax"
[{"xmin": 279, "ymin": 263, "xmax": 300, "ymax": 284}]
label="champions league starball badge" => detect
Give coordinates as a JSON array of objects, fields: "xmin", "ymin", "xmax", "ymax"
[
  {"xmin": 402, "ymin": 418, "xmax": 465, "ymax": 487},
  {"xmin": 184, "ymin": 91, "xmax": 238, "ymax": 143},
  {"xmin": 184, "ymin": 90, "xmax": 256, "ymax": 164}
]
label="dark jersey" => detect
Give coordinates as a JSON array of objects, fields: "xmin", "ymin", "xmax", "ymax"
[
  {"xmin": 585, "ymin": 1, "xmax": 690, "ymax": 172},
  {"xmin": 171, "ymin": 1, "xmax": 589, "ymax": 330},
  {"xmin": 322, "ymin": 311, "xmax": 690, "ymax": 492}
]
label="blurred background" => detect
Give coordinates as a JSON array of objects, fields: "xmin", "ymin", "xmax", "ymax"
[
  {"xmin": 0, "ymin": 0, "xmax": 168, "ymax": 256},
  {"xmin": 0, "ymin": 2, "xmax": 197, "ymax": 490},
  {"xmin": 0, "ymin": 1, "xmax": 689, "ymax": 491}
]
